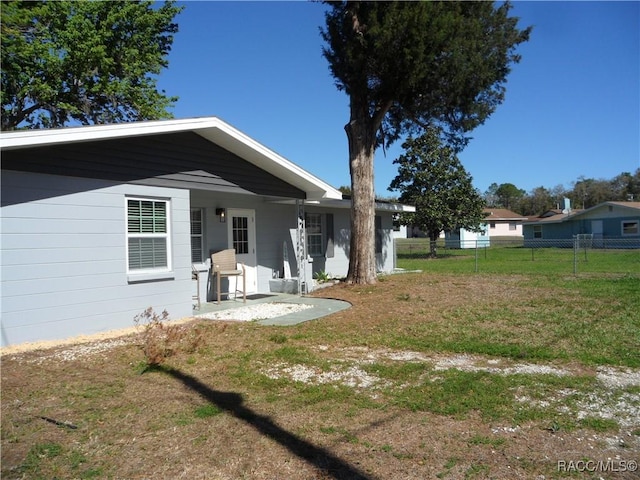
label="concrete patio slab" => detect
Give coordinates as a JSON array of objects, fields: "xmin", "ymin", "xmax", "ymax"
[{"xmin": 193, "ymin": 294, "xmax": 351, "ymax": 326}]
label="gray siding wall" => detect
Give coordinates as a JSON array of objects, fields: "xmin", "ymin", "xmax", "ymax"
[
  {"xmin": 377, "ymin": 212, "xmax": 396, "ymax": 273},
  {"xmin": 303, "ymin": 207, "xmax": 396, "ymax": 278},
  {"xmin": 1, "ymin": 170, "xmax": 192, "ymax": 346}
]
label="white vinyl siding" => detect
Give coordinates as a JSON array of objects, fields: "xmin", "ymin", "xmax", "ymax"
[{"xmin": 126, "ymin": 198, "xmax": 170, "ymax": 272}]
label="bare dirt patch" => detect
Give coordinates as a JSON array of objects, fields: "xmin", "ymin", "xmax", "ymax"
[{"xmin": 2, "ymin": 273, "xmax": 639, "ymax": 479}]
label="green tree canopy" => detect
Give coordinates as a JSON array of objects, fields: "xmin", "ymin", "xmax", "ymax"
[
  {"xmin": 390, "ymin": 128, "xmax": 486, "ymax": 257},
  {"xmin": 484, "ymin": 183, "xmax": 500, "ymax": 207},
  {"xmin": 525, "ymin": 186, "xmax": 554, "ymax": 215},
  {"xmin": 321, "ymin": 1, "xmax": 531, "ymax": 283},
  {"xmin": 1, "ymin": 0, "xmax": 182, "ymax": 130},
  {"xmin": 495, "ymin": 182, "xmax": 525, "ymax": 209}
]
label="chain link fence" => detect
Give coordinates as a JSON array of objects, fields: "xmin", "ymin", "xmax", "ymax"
[{"xmin": 395, "ymin": 237, "xmax": 640, "ymax": 275}]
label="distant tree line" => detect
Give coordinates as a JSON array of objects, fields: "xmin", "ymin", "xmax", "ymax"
[{"xmin": 484, "ymin": 169, "xmax": 640, "ymax": 217}]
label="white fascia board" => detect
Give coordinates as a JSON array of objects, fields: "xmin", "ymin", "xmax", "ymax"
[
  {"xmin": 302, "ymin": 198, "xmax": 415, "ymax": 212},
  {"xmin": 0, "ymin": 116, "xmax": 343, "ymax": 201},
  {"xmin": 0, "ymin": 117, "xmax": 210, "ymax": 149},
  {"xmin": 194, "ymin": 120, "xmax": 342, "ymax": 200}
]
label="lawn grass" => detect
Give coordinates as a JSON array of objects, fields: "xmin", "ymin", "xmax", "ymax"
[
  {"xmin": 396, "ymin": 237, "xmax": 640, "ymax": 275},
  {"xmin": 2, "ymin": 264, "xmax": 639, "ymax": 479}
]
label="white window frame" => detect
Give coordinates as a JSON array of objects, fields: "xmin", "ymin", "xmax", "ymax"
[
  {"xmin": 126, "ymin": 196, "xmax": 172, "ymax": 278},
  {"xmin": 190, "ymin": 208, "xmax": 204, "ymax": 263},
  {"xmin": 533, "ymin": 225, "xmax": 543, "ymax": 239},
  {"xmin": 306, "ymin": 213, "xmax": 323, "ymax": 257},
  {"xmin": 621, "ymin": 220, "xmax": 639, "ymax": 236}
]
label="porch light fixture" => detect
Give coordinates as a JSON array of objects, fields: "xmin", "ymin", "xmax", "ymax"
[{"xmin": 215, "ymin": 208, "xmax": 226, "ymax": 223}]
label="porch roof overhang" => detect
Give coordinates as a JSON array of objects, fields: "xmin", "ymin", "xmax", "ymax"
[
  {"xmin": 0, "ymin": 117, "xmax": 343, "ymax": 201},
  {"xmin": 271, "ymin": 198, "xmax": 416, "ymax": 213}
]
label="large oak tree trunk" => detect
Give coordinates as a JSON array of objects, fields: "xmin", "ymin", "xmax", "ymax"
[{"xmin": 344, "ymin": 102, "xmax": 377, "ymax": 285}]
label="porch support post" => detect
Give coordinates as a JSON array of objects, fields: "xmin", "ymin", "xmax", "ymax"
[{"xmin": 296, "ymin": 199, "xmax": 306, "ymax": 295}]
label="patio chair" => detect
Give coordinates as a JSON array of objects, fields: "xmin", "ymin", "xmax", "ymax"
[{"xmin": 211, "ymin": 249, "xmax": 246, "ymax": 305}]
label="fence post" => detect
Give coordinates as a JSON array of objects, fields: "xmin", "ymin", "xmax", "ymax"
[
  {"xmin": 475, "ymin": 240, "xmax": 479, "ymax": 273},
  {"xmin": 573, "ymin": 236, "xmax": 578, "ymax": 275}
]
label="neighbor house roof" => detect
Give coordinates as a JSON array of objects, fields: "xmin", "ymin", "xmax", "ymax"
[
  {"xmin": 523, "ymin": 201, "xmax": 640, "ymax": 225},
  {"xmin": 0, "ymin": 116, "xmax": 343, "ymax": 201},
  {"xmin": 484, "ymin": 209, "xmax": 528, "ymax": 221}
]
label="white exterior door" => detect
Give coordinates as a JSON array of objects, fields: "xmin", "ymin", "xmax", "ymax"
[
  {"xmin": 227, "ymin": 209, "xmax": 257, "ymax": 294},
  {"xmin": 591, "ymin": 220, "xmax": 604, "ymax": 247},
  {"xmin": 591, "ymin": 220, "xmax": 603, "ymax": 237}
]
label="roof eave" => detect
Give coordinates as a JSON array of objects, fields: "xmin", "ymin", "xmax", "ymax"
[{"xmin": 0, "ymin": 117, "xmax": 343, "ymax": 201}]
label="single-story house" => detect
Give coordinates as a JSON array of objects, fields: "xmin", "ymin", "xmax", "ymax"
[
  {"xmin": 522, "ymin": 201, "xmax": 640, "ymax": 248},
  {"xmin": 484, "ymin": 209, "xmax": 528, "ymax": 237},
  {"xmin": 0, "ymin": 117, "xmax": 414, "ymax": 346},
  {"xmin": 405, "ymin": 209, "xmax": 523, "ymax": 243},
  {"xmin": 444, "ymin": 223, "xmax": 490, "ymax": 249}
]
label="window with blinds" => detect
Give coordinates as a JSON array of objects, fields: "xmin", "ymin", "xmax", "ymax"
[
  {"xmin": 190, "ymin": 208, "xmax": 204, "ymax": 263},
  {"xmin": 306, "ymin": 213, "xmax": 323, "ymax": 256},
  {"xmin": 127, "ymin": 198, "xmax": 170, "ymax": 271}
]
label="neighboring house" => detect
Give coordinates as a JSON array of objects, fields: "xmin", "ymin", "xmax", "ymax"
[
  {"xmin": 405, "ymin": 209, "xmax": 524, "ymax": 241},
  {"xmin": 522, "ymin": 201, "xmax": 640, "ymax": 248},
  {"xmin": 0, "ymin": 117, "xmax": 414, "ymax": 346},
  {"xmin": 391, "ymin": 217, "xmax": 408, "ymax": 240},
  {"xmin": 484, "ymin": 209, "xmax": 528, "ymax": 237},
  {"xmin": 445, "ymin": 223, "xmax": 490, "ymax": 249}
]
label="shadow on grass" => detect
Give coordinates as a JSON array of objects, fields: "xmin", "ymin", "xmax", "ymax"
[{"xmin": 166, "ymin": 368, "xmax": 375, "ymax": 480}]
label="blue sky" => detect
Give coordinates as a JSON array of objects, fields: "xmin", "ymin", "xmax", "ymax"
[{"xmin": 158, "ymin": 1, "xmax": 640, "ymax": 197}]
